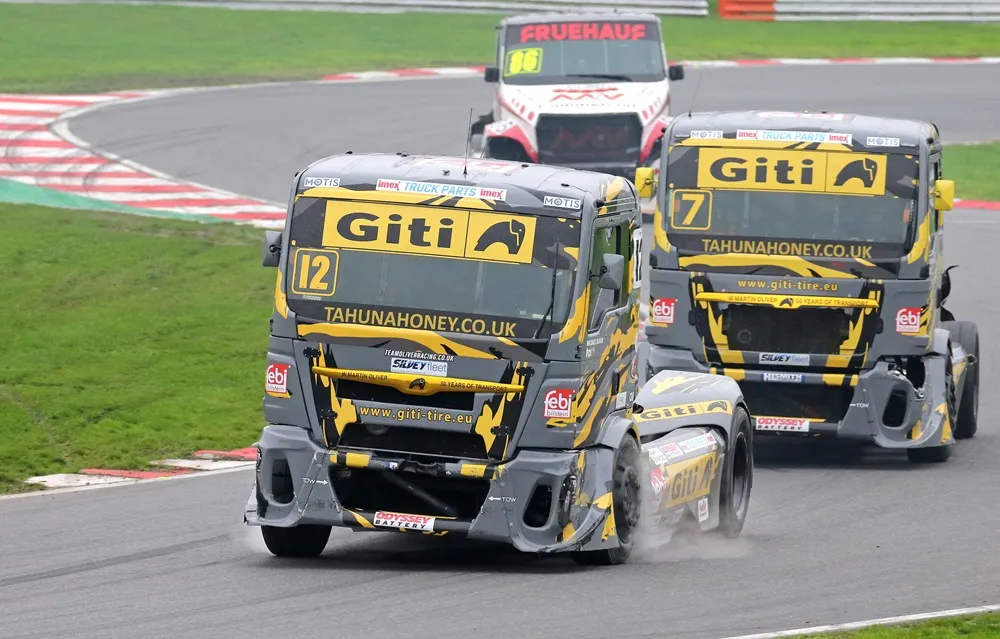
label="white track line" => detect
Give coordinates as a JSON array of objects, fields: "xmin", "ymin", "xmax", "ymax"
[
  {"xmin": 718, "ymin": 604, "xmax": 1000, "ymax": 638},
  {"xmin": 0, "ymin": 464, "xmax": 254, "ymax": 501}
]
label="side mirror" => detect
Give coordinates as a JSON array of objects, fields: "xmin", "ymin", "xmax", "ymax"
[
  {"xmin": 599, "ymin": 253, "xmax": 625, "ymax": 290},
  {"xmin": 935, "ymin": 179, "xmax": 954, "ymax": 211},
  {"xmin": 634, "ymin": 166, "xmax": 656, "ymax": 199},
  {"xmin": 262, "ymin": 230, "xmax": 282, "ymax": 267},
  {"xmin": 484, "ymin": 66, "xmax": 500, "ymax": 83},
  {"xmin": 940, "ymin": 265, "xmax": 958, "ymax": 304},
  {"xmin": 668, "ymin": 64, "xmax": 685, "ymax": 81}
]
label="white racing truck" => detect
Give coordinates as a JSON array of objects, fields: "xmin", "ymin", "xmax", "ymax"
[{"xmin": 469, "ymin": 11, "xmax": 685, "ymax": 217}]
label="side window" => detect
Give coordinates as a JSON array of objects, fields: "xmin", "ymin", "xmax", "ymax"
[
  {"xmin": 587, "ymin": 221, "xmax": 630, "ymax": 330},
  {"xmin": 929, "ymin": 160, "xmax": 941, "ymax": 231}
]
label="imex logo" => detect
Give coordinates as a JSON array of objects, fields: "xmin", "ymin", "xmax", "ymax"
[
  {"xmin": 376, "ymin": 179, "xmax": 507, "ymax": 201},
  {"xmin": 265, "ymin": 363, "xmax": 290, "ymax": 397},
  {"xmin": 543, "ymin": 388, "xmax": 574, "ymax": 418},
  {"xmin": 696, "ymin": 148, "xmax": 887, "ymax": 196},
  {"xmin": 321, "ymin": 200, "xmax": 536, "ymax": 264}
]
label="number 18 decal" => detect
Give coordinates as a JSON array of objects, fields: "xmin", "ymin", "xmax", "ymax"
[
  {"xmin": 631, "ymin": 227, "xmax": 643, "ymax": 288},
  {"xmin": 670, "ymin": 189, "xmax": 713, "ymax": 231},
  {"xmin": 291, "ymin": 248, "xmax": 339, "ymax": 297}
]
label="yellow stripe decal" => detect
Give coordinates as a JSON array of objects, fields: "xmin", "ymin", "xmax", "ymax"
[
  {"xmin": 695, "ymin": 292, "xmax": 878, "ymax": 309},
  {"xmin": 312, "ymin": 366, "xmax": 524, "ymax": 396}
]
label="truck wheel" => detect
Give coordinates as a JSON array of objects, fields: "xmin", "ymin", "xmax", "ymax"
[
  {"xmin": 942, "ymin": 320, "xmax": 979, "ymax": 439},
  {"xmin": 573, "ymin": 434, "xmax": 642, "ymax": 566},
  {"xmin": 718, "ymin": 406, "xmax": 753, "ymax": 538},
  {"xmin": 261, "ymin": 524, "xmax": 332, "ymax": 558}
]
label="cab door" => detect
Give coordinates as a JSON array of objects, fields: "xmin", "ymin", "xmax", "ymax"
[{"xmin": 572, "ymin": 212, "xmax": 640, "ymax": 447}]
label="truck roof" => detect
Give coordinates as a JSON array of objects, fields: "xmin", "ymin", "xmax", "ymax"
[
  {"xmin": 297, "ymin": 152, "xmax": 632, "ymax": 219},
  {"xmin": 667, "ymin": 110, "xmax": 940, "ymax": 153},
  {"xmin": 499, "ymin": 11, "xmax": 660, "ymax": 26}
]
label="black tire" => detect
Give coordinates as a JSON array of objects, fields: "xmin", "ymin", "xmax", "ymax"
[
  {"xmin": 718, "ymin": 406, "xmax": 754, "ymax": 538},
  {"xmin": 261, "ymin": 524, "xmax": 332, "ymax": 558},
  {"xmin": 907, "ymin": 444, "xmax": 951, "ymax": 464},
  {"xmin": 941, "ymin": 320, "xmax": 979, "ymax": 439},
  {"xmin": 573, "ymin": 434, "xmax": 642, "ymax": 566}
]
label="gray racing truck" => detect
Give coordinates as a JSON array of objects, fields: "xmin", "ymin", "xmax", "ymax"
[
  {"xmin": 244, "ymin": 153, "xmax": 754, "ymax": 565},
  {"xmin": 635, "ymin": 110, "xmax": 979, "ymax": 464}
]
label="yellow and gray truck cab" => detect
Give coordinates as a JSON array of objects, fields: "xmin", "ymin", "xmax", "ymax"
[
  {"xmin": 244, "ymin": 153, "xmax": 753, "ymax": 565},
  {"xmin": 634, "ymin": 111, "xmax": 979, "ymax": 464}
]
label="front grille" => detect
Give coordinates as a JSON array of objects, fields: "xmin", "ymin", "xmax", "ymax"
[
  {"xmin": 738, "ymin": 381, "xmax": 855, "ymax": 424},
  {"xmin": 535, "ymin": 114, "xmax": 643, "ymax": 166},
  {"xmin": 723, "ymin": 306, "xmax": 852, "ymax": 355},
  {"xmin": 329, "ymin": 467, "xmax": 490, "ymax": 519},
  {"xmin": 336, "ymin": 379, "xmax": 474, "ymax": 412},
  {"xmin": 339, "ymin": 423, "xmax": 488, "ymax": 460}
]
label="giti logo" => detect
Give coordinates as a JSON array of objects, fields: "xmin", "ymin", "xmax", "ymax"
[
  {"xmin": 475, "ymin": 219, "xmax": 526, "ymax": 255},
  {"xmin": 321, "ymin": 200, "xmax": 536, "ymax": 264},
  {"xmin": 834, "ymin": 158, "xmax": 878, "ymax": 189},
  {"xmin": 662, "ymin": 452, "xmax": 718, "ymax": 507},
  {"xmin": 697, "ymin": 148, "xmax": 887, "ymax": 196},
  {"xmin": 632, "ymin": 400, "xmax": 732, "ymax": 423}
]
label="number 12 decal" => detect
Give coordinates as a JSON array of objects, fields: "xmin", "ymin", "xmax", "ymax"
[{"xmin": 291, "ymin": 248, "xmax": 339, "ymax": 297}]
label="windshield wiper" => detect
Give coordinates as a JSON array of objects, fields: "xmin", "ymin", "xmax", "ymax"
[
  {"xmin": 534, "ymin": 240, "xmax": 561, "ymax": 339},
  {"xmin": 563, "ymin": 73, "xmax": 634, "ymax": 82}
]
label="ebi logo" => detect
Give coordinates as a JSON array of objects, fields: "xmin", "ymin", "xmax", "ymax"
[
  {"xmin": 543, "ymin": 388, "xmax": 573, "ymax": 419},
  {"xmin": 896, "ymin": 307, "xmax": 922, "ymax": 334},
  {"xmin": 266, "ymin": 363, "xmax": 290, "ymax": 395}
]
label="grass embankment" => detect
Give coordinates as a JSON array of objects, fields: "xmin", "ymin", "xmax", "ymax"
[
  {"xmin": 0, "ymin": 205, "xmax": 271, "ymax": 493},
  {"xmin": 944, "ymin": 143, "xmax": 1000, "ymax": 202},
  {"xmin": 1, "ymin": 3, "xmax": 1000, "ymax": 93},
  {"xmin": 791, "ymin": 612, "xmax": 1000, "ymax": 637}
]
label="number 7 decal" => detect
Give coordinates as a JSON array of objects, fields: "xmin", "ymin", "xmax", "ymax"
[{"xmin": 670, "ymin": 189, "xmax": 713, "ymax": 231}]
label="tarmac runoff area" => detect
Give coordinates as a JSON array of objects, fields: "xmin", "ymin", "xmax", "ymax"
[{"xmin": 1, "ymin": 57, "xmax": 999, "ymax": 639}]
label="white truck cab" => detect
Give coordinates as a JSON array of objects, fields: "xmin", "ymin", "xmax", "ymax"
[{"xmin": 471, "ymin": 11, "xmax": 685, "ymax": 191}]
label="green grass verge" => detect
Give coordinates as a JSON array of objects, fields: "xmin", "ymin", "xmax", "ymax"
[
  {"xmin": 792, "ymin": 612, "xmax": 1000, "ymax": 637},
  {"xmin": 944, "ymin": 143, "xmax": 1000, "ymax": 202},
  {"xmin": 0, "ymin": 204, "xmax": 271, "ymax": 494},
  {"xmin": 2, "ymin": 4, "xmax": 1000, "ymax": 93}
]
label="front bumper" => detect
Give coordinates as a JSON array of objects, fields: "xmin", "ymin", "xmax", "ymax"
[
  {"xmin": 646, "ymin": 346, "xmax": 954, "ymax": 450},
  {"xmin": 244, "ymin": 424, "xmax": 627, "ymax": 555}
]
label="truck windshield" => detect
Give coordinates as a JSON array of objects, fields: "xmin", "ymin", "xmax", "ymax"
[
  {"xmin": 501, "ymin": 19, "xmax": 665, "ymax": 86},
  {"xmin": 662, "ymin": 146, "xmax": 920, "ymax": 260},
  {"xmin": 285, "ymin": 197, "xmax": 582, "ymax": 340}
]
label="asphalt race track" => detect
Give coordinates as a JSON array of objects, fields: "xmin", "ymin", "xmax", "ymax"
[
  {"xmin": 2, "ymin": 63, "xmax": 999, "ymax": 639},
  {"xmin": 70, "ymin": 64, "xmax": 1000, "ymax": 205}
]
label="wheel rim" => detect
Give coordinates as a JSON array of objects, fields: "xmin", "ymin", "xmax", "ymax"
[
  {"xmin": 616, "ymin": 464, "xmax": 641, "ymax": 543},
  {"xmin": 946, "ymin": 357, "xmax": 958, "ymax": 428},
  {"xmin": 731, "ymin": 431, "xmax": 751, "ymax": 519}
]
